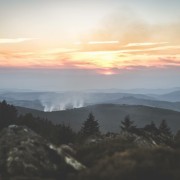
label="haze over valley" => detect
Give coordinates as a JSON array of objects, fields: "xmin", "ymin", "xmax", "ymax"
[{"xmin": 1, "ymin": 88, "xmax": 180, "ymax": 112}]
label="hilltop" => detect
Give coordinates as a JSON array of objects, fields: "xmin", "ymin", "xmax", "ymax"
[{"xmin": 16, "ymin": 104, "xmax": 180, "ymax": 133}]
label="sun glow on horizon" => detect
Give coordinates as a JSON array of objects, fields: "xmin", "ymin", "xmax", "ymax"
[
  {"xmin": 0, "ymin": 39, "xmax": 180, "ymax": 72},
  {"xmin": 97, "ymin": 69, "xmax": 117, "ymax": 75}
]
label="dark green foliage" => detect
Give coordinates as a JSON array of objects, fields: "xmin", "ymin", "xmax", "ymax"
[
  {"xmin": 159, "ymin": 119, "xmax": 172, "ymax": 137},
  {"xmin": 52, "ymin": 124, "xmax": 76, "ymax": 145},
  {"xmin": 0, "ymin": 101, "xmax": 76, "ymax": 145},
  {"xmin": 76, "ymin": 136, "xmax": 136, "ymax": 168},
  {"xmin": 77, "ymin": 147, "xmax": 180, "ymax": 180},
  {"xmin": 15, "ymin": 114, "xmax": 76, "ymax": 145},
  {"xmin": 174, "ymin": 130, "xmax": 180, "ymax": 148},
  {"xmin": 0, "ymin": 100, "xmax": 17, "ymax": 130},
  {"xmin": 143, "ymin": 121, "xmax": 159, "ymax": 135},
  {"xmin": 2, "ymin": 100, "xmax": 180, "ymax": 180},
  {"xmin": 120, "ymin": 115, "xmax": 136, "ymax": 132},
  {"xmin": 79, "ymin": 113, "xmax": 100, "ymax": 138}
]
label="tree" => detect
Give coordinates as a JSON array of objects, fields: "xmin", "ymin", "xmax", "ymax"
[
  {"xmin": 143, "ymin": 121, "xmax": 159, "ymax": 135},
  {"xmin": 175, "ymin": 130, "xmax": 180, "ymax": 147},
  {"xmin": 80, "ymin": 113, "xmax": 100, "ymax": 137},
  {"xmin": 0, "ymin": 100, "xmax": 17, "ymax": 130},
  {"xmin": 16, "ymin": 113, "xmax": 76, "ymax": 145},
  {"xmin": 159, "ymin": 119, "xmax": 172, "ymax": 137},
  {"xmin": 120, "ymin": 115, "xmax": 136, "ymax": 132},
  {"xmin": 53, "ymin": 124, "xmax": 76, "ymax": 144}
]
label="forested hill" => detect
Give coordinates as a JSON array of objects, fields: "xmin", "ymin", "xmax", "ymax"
[{"xmin": 16, "ymin": 104, "xmax": 180, "ymax": 133}]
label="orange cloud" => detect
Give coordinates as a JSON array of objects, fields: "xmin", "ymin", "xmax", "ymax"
[{"xmin": 0, "ymin": 41, "xmax": 180, "ymax": 73}]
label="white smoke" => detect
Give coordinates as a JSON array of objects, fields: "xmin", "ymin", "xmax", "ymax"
[{"xmin": 39, "ymin": 92, "xmax": 85, "ymax": 112}]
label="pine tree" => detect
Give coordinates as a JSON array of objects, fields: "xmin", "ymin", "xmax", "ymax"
[
  {"xmin": 120, "ymin": 115, "xmax": 136, "ymax": 132},
  {"xmin": 159, "ymin": 119, "xmax": 172, "ymax": 137},
  {"xmin": 144, "ymin": 121, "xmax": 159, "ymax": 135},
  {"xmin": 175, "ymin": 130, "xmax": 180, "ymax": 146},
  {"xmin": 80, "ymin": 113, "xmax": 100, "ymax": 137},
  {"xmin": 0, "ymin": 100, "xmax": 17, "ymax": 130}
]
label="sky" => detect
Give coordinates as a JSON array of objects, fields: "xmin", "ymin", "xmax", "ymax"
[{"xmin": 0, "ymin": 0, "xmax": 180, "ymax": 91}]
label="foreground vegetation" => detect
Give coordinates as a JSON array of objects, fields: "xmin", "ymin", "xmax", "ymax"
[{"xmin": 1, "ymin": 100, "xmax": 180, "ymax": 179}]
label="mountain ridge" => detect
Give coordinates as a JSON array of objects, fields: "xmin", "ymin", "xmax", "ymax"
[{"xmin": 16, "ymin": 104, "xmax": 180, "ymax": 133}]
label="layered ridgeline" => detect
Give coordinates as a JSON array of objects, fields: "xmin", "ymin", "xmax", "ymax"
[
  {"xmin": 1, "ymin": 90, "xmax": 180, "ymax": 112},
  {"xmin": 17, "ymin": 104, "xmax": 180, "ymax": 133}
]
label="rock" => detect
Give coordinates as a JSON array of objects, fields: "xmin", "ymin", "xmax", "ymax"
[
  {"xmin": 49, "ymin": 144, "xmax": 86, "ymax": 171},
  {"xmin": 120, "ymin": 129, "xmax": 173, "ymax": 148},
  {"xmin": 0, "ymin": 125, "xmax": 85, "ymax": 179}
]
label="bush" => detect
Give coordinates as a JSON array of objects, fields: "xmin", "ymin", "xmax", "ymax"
[
  {"xmin": 76, "ymin": 136, "xmax": 136, "ymax": 167},
  {"xmin": 77, "ymin": 147, "xmax": 180, "ymax": 180}
]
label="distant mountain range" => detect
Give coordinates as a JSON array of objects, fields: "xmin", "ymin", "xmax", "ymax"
[
  {"xmin": 107, "ymin": 96, "xmax": 180, "ymax": 112},
  {"xmin": 1, "ymin": 89, "xmax": 180, "ymax": 133},
  {"xmin": 87, "ymin": 87, "xmax": 180, "ymax": 95},
  {"xmin": 16, "ymin": 104, "xmax": 180, "ymax": 133},
  {"xmin": 158, "ymin": 90, "xmax": 180, "ymax": 102},
  {"xmin": 1, "ymin": 90, "xmax": 180, "ymax": 111}
]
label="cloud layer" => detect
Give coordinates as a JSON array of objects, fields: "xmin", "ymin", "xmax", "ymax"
[
  {"xmin": 0, "ymin": 38, "xmax": 34, "ymax": 44},
  {"xmin": 0, "ymin": 8, "xmax": 180, "ymax": 75}
]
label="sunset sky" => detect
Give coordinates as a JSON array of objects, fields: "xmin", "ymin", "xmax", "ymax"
[{"xmin": 0, "ymin": 0, "xmax": 180, "ymax": 91}]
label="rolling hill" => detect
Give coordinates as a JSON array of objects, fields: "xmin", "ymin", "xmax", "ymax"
[
  {"xmin": 158, "ymin": 90, "xmax": 180, "ymax": 102},
  {"xmin": 107, "ymin": 96, "xmax": 180, "ymax": 112},
  {"xmin": 2, "ymin": 90, "xmax": 180, "ymax": 112},
  {"xmin": 16, "ymin": 104, "xmax": 180, "ymax": 133}
]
